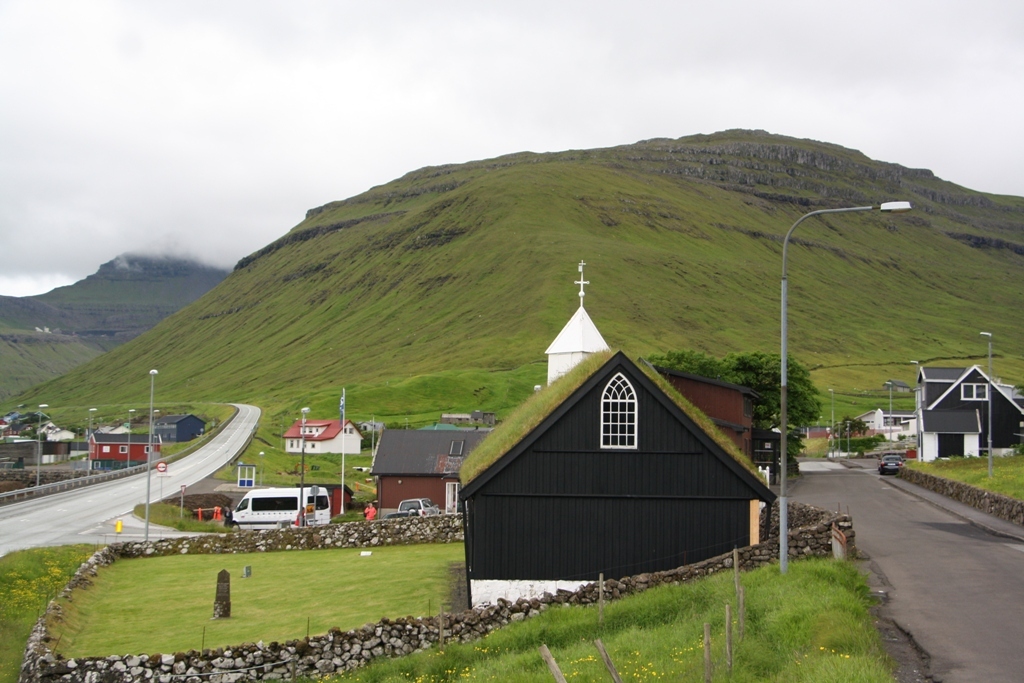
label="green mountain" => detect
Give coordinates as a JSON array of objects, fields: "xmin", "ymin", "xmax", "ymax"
[
  {"xmin": 7, "ymin": 130, "xmax": 1024, "ymax": 427},
  {"xmin": 0, "ymin": 255, "xmax": 227, "ymax": 398}
]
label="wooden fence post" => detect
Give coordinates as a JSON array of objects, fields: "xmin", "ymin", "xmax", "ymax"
[
  {"xmin": 725, "ymin": 602, "xmax": 733, "ymax": 672},
  {"xmin": 733, "ymin": 546, "xmax": 740, "ymax": 597},
  {"xmin": 593, "ymin": 639, "xmax": 623, "ymax": 683},
  {"xmin": 738, "ymin": 585, "xmax": 745, "ymax": 640},
  {"xmin": 439, "ymin": 603, "xmax": 445, "ymax": 651},
  {"xmin": 598, "ymin": 572, "xmax": 605, "ymax": 626},
  {"xmin": 539, "ymin": 644, "xmax": 568, "ymax": 683},
  {"xmin": 703, "ymin": 622, "xmax": 712, "ymax": 683}
]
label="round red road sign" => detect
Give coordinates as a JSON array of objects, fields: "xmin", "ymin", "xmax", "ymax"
[{"xmin": 156, "ymin": 461, "xmax": 167, "ymax": 473}]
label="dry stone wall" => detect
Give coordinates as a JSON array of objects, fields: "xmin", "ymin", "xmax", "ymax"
[
  {"xmin": 899, "ymin": 468, "xmax": 1024, "ymax": 527},
  {"xmin": 21, "ymin": 503, "xmax": 854, "ymax": 683}
]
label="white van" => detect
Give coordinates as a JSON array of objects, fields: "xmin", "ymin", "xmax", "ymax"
[{"xmin": 231, "ymin": 487, "xmax": 331, "ymax": 529}]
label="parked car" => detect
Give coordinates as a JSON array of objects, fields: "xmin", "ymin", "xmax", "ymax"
[
  {"xmin": 878, "ymin": 454, "xmax": 905, "ymax": 475},
  {"xmin": 397, "ymin": 498, "xmax": 440, "ymax": 516}
]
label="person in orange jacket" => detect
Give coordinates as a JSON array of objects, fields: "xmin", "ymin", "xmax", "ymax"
[{"xmin": 364, "ymin": 502, "xmax": 377, "ymax": 521}]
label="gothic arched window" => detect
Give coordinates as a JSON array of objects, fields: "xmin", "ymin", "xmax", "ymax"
[{"xmin": 601, "ymin": 373, "xmax": 637, "ymax": 449}]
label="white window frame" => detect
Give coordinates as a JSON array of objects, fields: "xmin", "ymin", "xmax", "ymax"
[
  {"xmin": 119, "ymin": 445, "xmax": 128, "ymax": 454},
  {"xmin": 962, "ymin": 383, "xmax": 988, "ymax": 401},
  {"xmin": 601, "ymin": 373, "xmax": 638, "ymax": 449}
]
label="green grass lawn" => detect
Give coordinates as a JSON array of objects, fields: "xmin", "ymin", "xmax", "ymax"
[
  {"xmin": 329, "ymin": 559, "xmax": 892, "ymax": 683},
  {"xmin": 908, "ymin": 454, "xmax": 1024, "ymax": 501},
  {"xmin": 49, "ymin": 544, "xmax": 464, "ymax": 657},
  {"xmin": 131, "ymin": 503, "xmax": 233, "ymax": 534},
  {"xmin": 0, "ymin": 545, "xmax": 94, "ymax": 683}
]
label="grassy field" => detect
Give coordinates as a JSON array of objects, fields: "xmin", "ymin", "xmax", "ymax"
[
  {"xmin": 908, "ymin": 455, "xmax": 1024, "ymax": 501},
  {"xmin": 330, "ymin": 559, "xmax": 892, "ymax": 683},
  {"xmin": 49, "ymin": 544, "xmax": 464, "ymax": 657},
  {"xmin": 0, "ymin": 545, "xmax": 94, "ymax": 683}
]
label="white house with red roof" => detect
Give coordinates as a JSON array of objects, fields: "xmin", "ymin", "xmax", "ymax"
[{"xmin": 284, "ymin": 418, "xmax": 362, "ymax": 455}]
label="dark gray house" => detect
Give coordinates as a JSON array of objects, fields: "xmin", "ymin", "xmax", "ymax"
[
  {"xmin": 916, "ymin": 366, "xmax": 1024, "ymax": 461},
  {"xmin": 372, "ymin": 429, "xmax": 491, "ymax": 514},
  {"xmin": 459, "ymin": 351, "xmax": 775, "ymax": 606},
  {"xmin": 153, "ymin": 414, "xmax": 206, "ymax": 443}
]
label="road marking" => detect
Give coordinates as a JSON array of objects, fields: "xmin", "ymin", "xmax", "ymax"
[{"xmin": 1005, "ymin": 544, "xmax": 1024, "ymax": 554}]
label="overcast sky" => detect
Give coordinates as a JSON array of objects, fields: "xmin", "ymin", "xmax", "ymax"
[{"xmin": 2, "ymin": 1, "xmax": 1022, "ymax": 296}]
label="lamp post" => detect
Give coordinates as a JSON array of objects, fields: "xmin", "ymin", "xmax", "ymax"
[
  {"xmin": 779, "ymin": 201, "xmax": 911, "ymax": 573},
  {"xmin": 259, "ymin": 451, "xmax": 265, "ymax": 486},
  {"xmin": 828, "ymin": 389, "xmax": 835, "ymax": 458},
  {"xmin": 144, "ymin": 369, "xmax": 158, "ymax": 542},
  {"xmin": 36, "ymin": 404, "xmax": 49, "ymax": 488},
  {"xmin": 910, "ymin": 361, "xmax": 921, "ymax": 455},
  {"xmin": 300, "ymin": 407, "xmax": 310, "ymax": 527},
  {"xmin": 88, "ymin": 407, "xmax": 97, "ymax": 442},
  {"xmin": 127, "ymin": 409, "xmax": 136, "ymax": 471},
  {"xmin": 981, "ymin": 332, "xmax": 993, "ymax": 477},
  {"xmin": 885, "ymin": 381, "xmax": 894, "ymax": 444}
]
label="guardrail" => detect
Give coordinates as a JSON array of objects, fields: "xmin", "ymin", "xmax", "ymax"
[
  {"xmin": 0, "ymin": 463, "xmax": 149, "ymax": 504},
  {"xmin": 0, "ymin": 405, "xmax": 245, "ymax": 506}
]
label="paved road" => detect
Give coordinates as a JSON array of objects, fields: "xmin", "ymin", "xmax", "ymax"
[
  {"xmin": 791, "ymin": 460, "xmax": 1024, "ymax": 683},
  {"xmin": 0, "ymin": 403, "xmax": 260, "ymax": 556}
]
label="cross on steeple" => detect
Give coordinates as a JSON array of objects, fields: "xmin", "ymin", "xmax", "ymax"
[{"xmin": 575, "ymin": 260, "xmax": 589, "ymax": 307}]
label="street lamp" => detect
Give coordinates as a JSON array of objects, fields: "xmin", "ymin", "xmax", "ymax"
[
  {"xmin": 910, "ymin": 361, "xmax": 921, "ymax": 455},
  {"xmin": 300, "ymin": 407, "xmax": 310, "ymax": 527},
  {"xmin": 126, "ymin": 408, "xmax": 136, "ymax": 471},
  {"xmin": 145, "ymin": 369, "xmax": 158, "ymax": 542},
  {"xmin": 259, "ymin": 451, "xmax": 265, "ymax": 486},
  {"xmin": 981, "ymin": 332, "xmax": 993, "ymax": 477},
  {"xmin": 36, "ymin": 404, "xmax": 49, "ymax": 488},
  {"xmin": 828, "ymin": 389, "xmax": 835, "ymax": 458},
  {"xmin": 779, "ymin": 201, "xmax": 911, "ymax": 573},
  {"xmin": 884, "ymin": 381, "xmax": 894, "ymax": 445}
]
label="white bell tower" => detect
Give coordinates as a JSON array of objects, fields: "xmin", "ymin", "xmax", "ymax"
[{"xmin": 545, "ymin": 261, "xmax": 610, "ymax": 385}]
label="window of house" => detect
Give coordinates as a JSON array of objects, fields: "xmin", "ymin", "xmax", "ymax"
[
  {"xmin": 102, "ymin": 445, "xmax": 110, "ymax": 453},
  {"xmin": 962, "ymin": 384, "xmax": 988, "ymax": 400},
  {"xmin": 144, "ymin": 446, "xmax": 150, "ymax": 453},
  {"xmin": 119, "ymin": 446, "xmax": 128, "ymax": 454},
  {"xmin": 450, "ymin": 440, "xmax": 465, "ymax": 456},
  {"xmin": 743, "ymin": 397, "xmax": 752, "ymax": 418},
  {"xmin": 601, "ymin": 373, "xmax": 637, "ymax": 449}
]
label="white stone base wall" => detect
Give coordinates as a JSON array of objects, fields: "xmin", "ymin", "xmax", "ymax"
[{"xmin": 470, "ymin": 579, "xmax": 588, "ymax": 607}]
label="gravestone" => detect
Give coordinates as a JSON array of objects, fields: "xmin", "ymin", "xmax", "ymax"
[{"xmin": 213, "ymin": 569, "xmax": 231, "ymax": 618}]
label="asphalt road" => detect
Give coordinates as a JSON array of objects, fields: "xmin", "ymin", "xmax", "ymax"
[
  {"xmin": 792, "ymin": 460, "xmax": 1024, "ymax": 683},
  {"xmin": 0, "ymin": 403, "xmax": 260, "ymax": 556}
]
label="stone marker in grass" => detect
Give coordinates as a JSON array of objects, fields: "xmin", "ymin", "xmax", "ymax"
[{"xmin": 213, "ymin": 569, "xmax": 230, "ymax": 619}]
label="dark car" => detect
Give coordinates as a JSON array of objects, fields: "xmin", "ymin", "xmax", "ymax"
[{"xmin": 878, "ymin": 454, "xmax": 905, "ymax": 475}]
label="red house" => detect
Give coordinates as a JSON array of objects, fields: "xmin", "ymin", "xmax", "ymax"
[
  {"xmin": 88, "ymin": 433, "xmax": 162, "ymax": 470},
  {"xmin": 648, "ymin": 363, "xmax": 759, "ymax": 460}
]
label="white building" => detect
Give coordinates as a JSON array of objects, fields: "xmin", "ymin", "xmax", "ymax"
[
  {"xmin": 284, "ymin": 419, "xmax": 362, "ymax": 455},
  {"xmin": 545, "ymin": 261, "xmax": 609, "ymax": 385}
]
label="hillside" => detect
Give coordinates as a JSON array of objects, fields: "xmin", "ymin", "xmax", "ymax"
[
  {"xmin": 0, "ymin": 255, "xmax": 227, "ymax": 398},
  {"xmin": 7, "ymin": 130, "xmax": 1024, "ymax": 426}
]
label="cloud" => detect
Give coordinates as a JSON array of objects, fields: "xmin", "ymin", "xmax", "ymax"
[{"xmin": 1, "ymin": 0, "xmax": 1022, "ymax": 296}]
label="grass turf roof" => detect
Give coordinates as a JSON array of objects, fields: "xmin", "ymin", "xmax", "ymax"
[{"xmin": 459, "ymin": 350, "xmax": 759, "ymax": 486}]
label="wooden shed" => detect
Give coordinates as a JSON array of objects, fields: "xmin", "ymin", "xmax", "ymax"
[{"xmin": 459, "ymin": 351, "xmax": 775, "ymax": 605}]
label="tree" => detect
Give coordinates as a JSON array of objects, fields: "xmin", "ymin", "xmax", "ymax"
[
  {"xmin": 647, "ymin": 349, "xmax": 823, "ymax": 458},
  {"xmin": 836, "ymin": 415, "xmax": 869, "ymax": 438}
]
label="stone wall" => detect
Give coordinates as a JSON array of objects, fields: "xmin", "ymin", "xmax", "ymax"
[
  {"xmin": 899, "ymin": 468, "xmax": 1024, "ymax": 526},
  {"xmin": 113, "ymin": 513, "xmax": 465, "ymax": 558},
  {"xmin": 0, "ymin": 470, "xmax": 87, "ymax": 485},
  {"xmin": 20, "ymin": 503, "xmax": 854, "ymax": 683}
]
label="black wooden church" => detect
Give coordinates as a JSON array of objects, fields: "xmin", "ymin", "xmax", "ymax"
[{"xmin": 459, "ymin": 351, "xmax": 775, "ymax": 598}]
